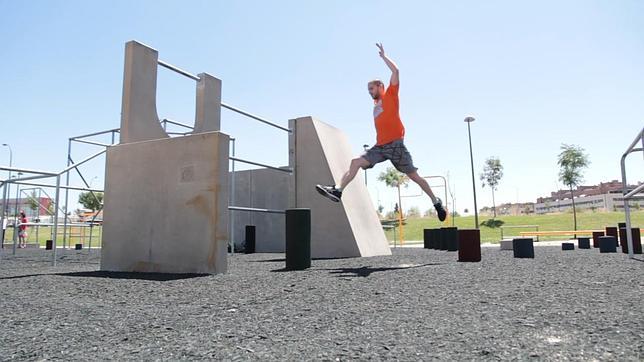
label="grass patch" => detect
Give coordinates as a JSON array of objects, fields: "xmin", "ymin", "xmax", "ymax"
[{"xmin": 385, "ymin": 211, "xmax": 644, "ymax": 244}]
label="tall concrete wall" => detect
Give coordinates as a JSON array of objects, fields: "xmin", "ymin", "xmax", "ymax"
[
  {"xmin": 289, "ymin": 117, "xmax": 391, "ymax": 258},
  {"xmin": 101, "ymin": 132, "xmax": 230, "ymax": 274},
  {"xmin": 229, "ymin": 168, "xmax": 289, "ymax": 252},
  {"xmin": 101, "ymin": 40, "xmax": 229, "ymax": 274}
]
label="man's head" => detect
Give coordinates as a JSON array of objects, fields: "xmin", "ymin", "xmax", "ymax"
[{"xmin": 368, "ymin": 79, "xmax": 385, "ymax": 100}]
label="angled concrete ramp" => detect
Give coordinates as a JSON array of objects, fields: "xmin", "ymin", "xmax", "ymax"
[{"xmin": 289, "ymin": 117, "xmax": 391, "ymax": 258}]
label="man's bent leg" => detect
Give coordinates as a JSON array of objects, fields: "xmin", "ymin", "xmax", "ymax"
[
  {"xmin": 340, "ymin": 157, "xmax": 371, "ymax": 190},
  {"xmin": 407, "ymin": 171, "xmax": 438, "ymax": 204}
]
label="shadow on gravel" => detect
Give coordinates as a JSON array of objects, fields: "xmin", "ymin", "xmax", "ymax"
[
  {"xmin": 323, "ymin": 263, "xmax": 441, "ymax": 278},
  {"xmin": 252, "ymin": 257, "xmax": 350, "ymax": 263},
  {"xmin": 268, "ymin": 263, "xmax": 441, "ymax": 276},
  {"xmin": 0, "ymin": 271, "xmax": 209, "ymax": 281}
]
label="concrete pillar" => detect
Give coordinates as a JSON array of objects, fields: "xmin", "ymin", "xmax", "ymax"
[
  {"xmin": 119, "ymin": 41, "xmax": 169, "ymax": 144},
  {"xmin": 193, "ymin": 73, "xmax": 222, "ymax": 133}
]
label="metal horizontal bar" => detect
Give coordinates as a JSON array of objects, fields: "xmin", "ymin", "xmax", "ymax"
[
  {"xmin": 622, "ymin": 128, "xmax": 643, "ymax": 156},
  {"xmin": 228, "ymin": 206, "xmax": 285, "ymax": 215},
  {"xmin": 16, "ymin": 223, "xmax": 98, "ymax": 227},
  {"xmin": 162, "ymin": 118, "xmax": 194, "ymax": 130},
  {"xmin": 2, "ymin": 174, "xmax": 55, "ymax": 183},
  {"xmin": 229, "ymin": 157, "xmax": 292, "ymax": 173},
  {"xmin": 0, "ymin": 166, "xmax": 58, "ymax": 176},
  {"xmin": 221, "ymin": 102, "xmax": 291, "ymax": 133},
  {"xmin": 158, "ymin": 59, "xmax": 200, "ymax": 81},
  {"xmin": 3, "ymin": 180, "xmax": 104, "ymax": 193},
  {"xmin": 59, "ymin": 149, "xmax": 106, "ymax": 175},
  {"xmin": 623, "ymin": 183, "xmax": 644, "ymax": 200},
  {"xmin": 71, "ymin": 139, "xmax": 113, "ymax": 147},
  {"xmin": 69, "ymin": 128, "xmax": 120, "ymax": 140}
]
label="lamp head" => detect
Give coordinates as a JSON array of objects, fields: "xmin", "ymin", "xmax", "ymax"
[{"xmin": 464, "ymin": 116, "xmax": 476, "ymax": 123}]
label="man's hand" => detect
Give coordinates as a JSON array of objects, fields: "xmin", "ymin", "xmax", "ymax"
[
  {"xmin": 376, "ymin": 43, "xmax": 399, "ymax": 86},
  {"xmin": 376, "ymin": 43, "xmax": 385, "ymax": 58}
]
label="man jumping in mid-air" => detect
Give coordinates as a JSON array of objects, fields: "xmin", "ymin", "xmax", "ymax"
[{"xmin": 316, "ymin": 43, "xmax": 447, "ymax": 221}]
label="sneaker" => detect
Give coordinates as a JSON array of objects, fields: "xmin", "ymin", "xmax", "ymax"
[
  {"xmin": 315, "ymin": 184, "xmax": 342, "ymax": 202},
  {"xmin": 434, "ymin": 199, "xmax": 447, "ymax": 222}
]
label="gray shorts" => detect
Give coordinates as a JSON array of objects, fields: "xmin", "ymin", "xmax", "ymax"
[{"xmin": 362, "ymin": 139, "xmax": 418, "ymax": 174}]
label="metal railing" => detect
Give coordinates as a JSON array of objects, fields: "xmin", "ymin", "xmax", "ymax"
[
  {"xmin": 0, "ymin": 149, "xmax": 106, "ymax": 265},
  {"xmin": 620, "ymin": 126, "xmax": 644, "ymax": 259},
  {"xmin": 500, "ymin": 225, "xmax": 540, "ymax": 241}
]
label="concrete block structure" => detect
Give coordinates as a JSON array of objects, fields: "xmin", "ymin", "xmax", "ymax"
[
  {"xmin": 288, "ymin": 117, "xmax": 391, "ymax": 258},
  {"xmin": 102, "ymin": 41, "xmax": 390, "ymax": 274},
  {"xmin": 101, "ymin": 41, "xmax": 230, "ymax": 274}
]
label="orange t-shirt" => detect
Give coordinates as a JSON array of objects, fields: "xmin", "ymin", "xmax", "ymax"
[{"xmin": 373, "ymin": 83, "xmax": 405, "ymax": 145}]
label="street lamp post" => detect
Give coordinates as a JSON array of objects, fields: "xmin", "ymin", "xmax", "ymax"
[
  {"xmin": 464, "ymin": 116, "xmax": 479, "ymax": 229},
  {"xmin": 2, "ymin": 144, "xmax": 12, "ymax": 216},
  {"xmin": 362, "ymin": 144, "xmax": 369, "ymax": 186}
]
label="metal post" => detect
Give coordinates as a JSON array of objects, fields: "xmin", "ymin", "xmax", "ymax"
[
  {"xmin": 12, "ymin": 176, "xmax": 20, "ymax": 255},
  {"xmin": 62, "ymin": 139, "xmax": 71, "ymax": 249},
  {"xmin": 230, "ymin": 138, "xmax": 236, "ymax": 255},
  {"xmin": 465, "ymin": 117, "xmax": 479, "ymax": 229},
  {"xmin": 36, "ymin": 189, "xmax": 40, "ymax": 246},
  {"xmin": 0, "ymin": 182, "xmax": 7, "ymax": 250},
  {"xmin": 51, "ymin": 175, "xmax": 61, "ymax": 266}
]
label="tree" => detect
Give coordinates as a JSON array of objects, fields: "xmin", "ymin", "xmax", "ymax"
[
  {"xmin": 26, "ymin": 191, "xmax": 39, "ymax": 215},
  {"xmin": 557, "ymin": 144, "xmax": 590, "ymax": 231},
  {"xmin": 480, "ymin": 157, "xmax": 503, "ymax": 218},
  {"xmin": 78, "ymin": 192, "xmax": 104, "ymax": 212},
  {"xmin": 378, "ymin": 167, "xmax": 409, "ymax": 243},
  {"xmin": 407, "ymin": 206, "xmax": 421, "ymax": 218}
]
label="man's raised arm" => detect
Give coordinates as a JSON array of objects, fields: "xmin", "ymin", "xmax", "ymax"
[{"xmin": 376, "ymin": 43, "xmax": 399, "ymax": 86}]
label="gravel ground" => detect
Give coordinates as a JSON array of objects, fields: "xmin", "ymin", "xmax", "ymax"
[{"xmin": 0, "ymin": 246, "xmax": 643, "ymax": 361}]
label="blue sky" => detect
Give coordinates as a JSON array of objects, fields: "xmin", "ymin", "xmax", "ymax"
[{"xmin": 1, "ymin": 0, "xmax": 643, "ymax": 215}]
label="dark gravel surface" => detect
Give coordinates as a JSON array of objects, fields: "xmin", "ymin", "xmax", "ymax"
[{"xmin": 1, "ymin": 246, "xmax": 643, "ymax": 361}]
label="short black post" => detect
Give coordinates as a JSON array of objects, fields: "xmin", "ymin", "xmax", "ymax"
[
  {"xmin": 423, "ymin": 229, "xmax": 431, "ymax": 249},
  {"xmin": 561, "ymin": 242, "xmax": 574, "ymax": 251},
  {"xmin": 577, "ymin": 237, "xmax": 590, "ymax": 249},
  {"xmin": 285, "ymin": 208, "xmax": 311, "ymax": 270},
  {"xmin": 446, "ymin": 227, "xmax": 459, "ymax": 251},
  {"xmin": 439, "ymin": 227, "xmax": 449, "ymax": 250},
  {"xmin": 605, "ymin": 227, "xmax": 619, "ymax": 247},
  {"xmin": 513, "ymin": 238, "xmax": 534, "ymax": 258},
  {"xmin": 618, "ymin": 227, "xmax": 642, "ymax": 254},
  {"xmin": 431, "ymin": 229, "xmax": 440, "ymax": 249},
  {"xmin": 458, "ymin": 229, "xmax": 481, "ymax": 262},
  {"xmin": 599, "ymin": 236, "xmax": 617, "ymax": 253},
  {"xmin": 45, "ymin": 239, "xmax": 53, "ymax": 250},
  {"xmin": 244, "ymin": 225, "xmax": 256, "ymax": 254},
  {"xmin": 592, "ymin": 231, "xmax": 603, "ymax": 248}
]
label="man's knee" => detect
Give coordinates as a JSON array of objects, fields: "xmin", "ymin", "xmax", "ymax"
[{"xmin": 352, "ymin": 157, "xmax": 369, "ymax": 170}]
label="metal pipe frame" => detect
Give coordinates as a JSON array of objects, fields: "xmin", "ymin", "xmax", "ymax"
[
  {"xmin": 228, "ymin": 206, "xmax": 286, "ymax": 215},
  {"xmin": 229, "ymin": 157, "xmax": 292, "ymax": 174},
  {"xmin": 0, "ymin": 166, "xmax": 57, "ymax": 176},
  {"xmin": 69, "ymin": 128, "xmax": 120, "ymax": 141},
  {"xmin": 157, "ymin": 59, "xmax": 201, "ymax": 81},
  {"xmin": 620, "ymin": 127, "xmax": 644, "ymax": 259},
  {"xmin": 0, "ymin": 180, "xmax": 103, "ymax": 193},
  {"xmin": 222, "ymin": 102, "xmax": 291, "ymax": 133},
  {"xmin": 230, "ymin": 139, "xmax": 236, "ymax": 256},
  {"xmin": 71, "ymin": 139, "xmax": 113, "ymax": 148},
  {"xmin": 162, "ymin": 118, "xmax": 195, "ymax": 130}
]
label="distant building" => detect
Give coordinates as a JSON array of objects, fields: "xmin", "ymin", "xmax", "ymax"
[
  {"xmin": 0, "ymin": 197, "xmax": 53, "ymax": 218},
  {"xmin": 534, "ymin": 180, "xmax": 643, "ymax": 214},
  {"xmin": 480, "ymin": 202, "xmax": 535, "ymax": 216}
]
